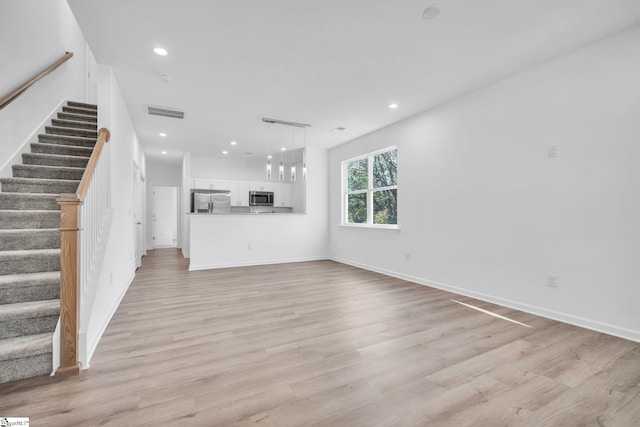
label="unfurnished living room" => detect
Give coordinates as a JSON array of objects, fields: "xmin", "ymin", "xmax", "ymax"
[{"xmin": 1, "ymin": 0, "xmax": 640, "ymax": 425}]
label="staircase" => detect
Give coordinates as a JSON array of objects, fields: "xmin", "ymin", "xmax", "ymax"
[{"xmin": 0, "ymin": 101, "xmax": 97, "ymax": 383}]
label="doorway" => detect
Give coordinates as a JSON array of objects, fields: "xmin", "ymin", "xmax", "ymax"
[
  {"xmin": 133, "ymin": 162, "xmax": 145, "ymax": 268},
  {"xmin": 152, "ymin": 186, "xmax": 178, "ymax": 248}
]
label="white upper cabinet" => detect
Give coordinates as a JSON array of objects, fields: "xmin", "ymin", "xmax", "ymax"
[
  {"xmin": 193, "ymin": 178, "xmax": 211, "ymax": 189},
  {"xmin": 273, "ymin": 183, "xmax": 293, "ymax": 207},
  {"xmin": 229, "ymin": 181, "xmax": 250, "ymax": 206},
  {"xmin": 212, "ymin": 180, "xmax": 230, "ymax": 191},
  {"xmin": 249, "ymin": 182, "xmax": 275, "ymax": 193}
]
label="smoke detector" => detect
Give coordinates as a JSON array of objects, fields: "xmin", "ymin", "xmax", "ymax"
[{"xmin": 423, "ymin": 5, "xmax": 442, "ymax": 20}]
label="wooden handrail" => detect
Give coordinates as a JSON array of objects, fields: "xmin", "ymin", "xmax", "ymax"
[
  {"xmin": 55, "ymin": 127, "xmax": 110, "ymax": 377},
  {"xmin": 76, "ymin": 128, "xmax": 111, "ymax": 201},
  {"xmin": 0, "ymin": 52, "xmax": 74, "ymax": 110}
]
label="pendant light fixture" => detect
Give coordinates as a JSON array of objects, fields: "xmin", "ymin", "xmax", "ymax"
[
  {"xmin": 302, "ymin": 126, "xmax": 307, "ymax": 181},
  {"xmin": 261, "ymin": 117, "xmax": 311, "ymax": 182},
  {"xmin": 290, "ymin": 127, "xmax": 297, "ymax": 181},
  {"xmin": 265, "ymin": 123, "xmax": 272, "ymax": 180},
  {"xmin": 278, "ymin": 125, "xmax": 285, "ymax": 181}
]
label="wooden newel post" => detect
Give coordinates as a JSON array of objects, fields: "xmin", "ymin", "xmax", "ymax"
[{"xmin": 55, "ymin": 194, "xmax": 82, "ymax": 377}]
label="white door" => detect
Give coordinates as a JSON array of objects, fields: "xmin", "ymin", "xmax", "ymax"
[
  {"xmin": 152, "ymin": 186, "xmax": 178, "ymax": 248},
  {"xmin": 133, "ymin": 164, "xmax": 145, "ymax": 268}
]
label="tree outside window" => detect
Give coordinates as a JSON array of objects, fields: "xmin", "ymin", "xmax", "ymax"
[{"xmin": 343, "ymin": 147, "xmax": 397, "ymax": 227}]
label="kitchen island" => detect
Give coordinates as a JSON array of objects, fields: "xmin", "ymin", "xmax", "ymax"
[{"xmin": 188, "ymin": 212, "xmax": 326, "ymax": 270}]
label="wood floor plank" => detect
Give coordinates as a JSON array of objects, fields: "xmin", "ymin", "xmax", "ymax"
[{"xmin": 1, "ymin": 248, "xmax": 639, "ymax": 426}]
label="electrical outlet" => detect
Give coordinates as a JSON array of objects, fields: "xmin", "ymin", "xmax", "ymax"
[
  {"xmin": 110, "ymin": 273, "xmax": 113, "ymax": 284},
  {"xmin": 547, "ymin": 145, "xmax": 558, "ymax": 159},
  {"xmin": 547, "ymin": 273, "xmax": 558, "ymax": 288},
  {"xmin": 248, "ymin": 244, "xmax": 252, "ymax": 251},
  {"xmin": 405, "ymin": 253, "xmax": 411, "ymax": 262}
]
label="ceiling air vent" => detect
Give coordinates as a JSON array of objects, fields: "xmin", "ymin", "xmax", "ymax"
[{"xmin": 147, "ymin": 105, "xmax": 184, "ymax": 119}]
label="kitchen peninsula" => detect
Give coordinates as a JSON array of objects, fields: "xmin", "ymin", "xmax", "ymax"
[
  {"xmin": 180, "ymin": 148, "xmax": 328, "ymax": 271},
  {"xmin": 186, "ymin": 176, "xmax": 315, "ymax": 270}
]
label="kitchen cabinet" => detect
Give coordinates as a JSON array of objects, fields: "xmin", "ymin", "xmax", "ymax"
[
  {"xmin": 249, "ymin": 182, "xmax": 275, "ymax": 192},
  {"xmin": 193, "ymin": 178, "xmax": 212, "ymax": 189},
  {"xmin": 273, "ymin": 183, "xmax": 292, "ymax": 207},
  {"xmin": 229, "ymin": 181, "xmax": 250, "ymax": 206},
  {"xmin": 212, "ymin": 180, "xmax": 230, "ymax": 191}
]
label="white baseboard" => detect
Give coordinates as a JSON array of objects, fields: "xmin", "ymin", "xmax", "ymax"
[
  {"xmin": 189, "ymin": 256, "xmax": 328, "ymax": 271},
  {"xmin": 83, "ymin": 270, "xmax": 136, "ymax": 369},
  {"xmin": 331, "ymin": 256, "xmax": 640, "ymax": 343}
]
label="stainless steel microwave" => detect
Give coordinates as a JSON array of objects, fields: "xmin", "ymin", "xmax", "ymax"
[{"xmin": 249, "ymin": 191, "xmax": 274, "ymax": 206}]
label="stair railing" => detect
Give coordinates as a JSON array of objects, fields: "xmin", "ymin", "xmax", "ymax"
[
  {"xmin": 0, "ymin": 52, "xmax": 74, "ymax": 110},
  {"xmin": 56, "ymin": 127, "xmax": 111, "ymax": 377}
]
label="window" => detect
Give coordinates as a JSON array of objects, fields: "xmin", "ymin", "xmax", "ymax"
[{"xmin": 342, "ymin": 146, "xmax": 398, "ymax": 228}]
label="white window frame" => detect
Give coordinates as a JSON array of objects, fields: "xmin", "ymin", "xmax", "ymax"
[{"xmin": 341, "ymin": 146, "xmax": 398, "ymax": 229}]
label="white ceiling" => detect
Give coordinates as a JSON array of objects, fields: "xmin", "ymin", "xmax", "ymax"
[{"xmin": 67, "ymin": 0, "xmax": 640, "ymax": 164}]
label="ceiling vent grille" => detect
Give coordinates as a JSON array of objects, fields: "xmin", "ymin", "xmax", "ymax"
[{"xmin": 147, "ymin": 105, "xmax": 184, "ymax": 119}]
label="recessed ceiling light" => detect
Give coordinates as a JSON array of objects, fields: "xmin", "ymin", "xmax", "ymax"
[
  {"xmin": 153, "ymin": 47, "xmax": 168, "ymax": 56},
  {"xmin": 389, "ymin": 103, "xmax": 399, "ymax": 109},
  {"xmin": 230, "ymin": 141, "xmax": 237, "ymax": 145},
  {"xmin": 161, "ymin": 151, "xmax": 167, "ymax": 155},
  {"xmin": 267, "ymin": 155, "xmax": 273, "ymax": 159},
  {"xmin": 222, "ymin": 150, "xmax": 228, "ymax": 155},
  {"xmin": 159, "ymin": 132, "xmax": 167, "ymax": 137},
  {"xmin": 281, "ymin": 147, "xmax": 287, "ymax": 151},
  {"xmin": 160, "ymin": 73, "xmax": 173, "ymax": 82},
  {"xmin": 423, "ymin": 5, "xmax": 442, "ymax": 20}
]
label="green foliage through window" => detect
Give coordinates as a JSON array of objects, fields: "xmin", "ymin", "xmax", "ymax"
[{"xmin": 343, "ymin": 147, "xmax": 397, "ymax": 227}]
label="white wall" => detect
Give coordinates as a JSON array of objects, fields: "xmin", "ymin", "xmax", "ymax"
[
  {"xmin": 190, "ymin": 147, "xmax": 329, "ymax": 269},
  {"xmin": 0, "ymin": 0, "xmax": 90, "ymax": 176},
  {"xmin": 82, "ymin": 66, "xmax": 145, "ymax": 366},
  {"xmin": 145, "ymin": 161, "xmax": 182, "ymax": 249},
  {"xmin": 329, "ymin": 26, "xmax": 640, "ymax": 342}
]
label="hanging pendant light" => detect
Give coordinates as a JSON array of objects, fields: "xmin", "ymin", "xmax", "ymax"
[
  {"xmin": 302, "ymin": 127, "xmax": 307, "ymax": 181},
  {"xmin": 261, "ymin": 117, "xmax": 311, "ymax": 181},
  {"xmin": 279, "ymin": 125, "xmax": 285, "ymax": 181},
  {"xmin": 290, "ymin": 127, "xmax": 297, "ymax": 181},
  {"xmin": 265, "ymin": 122, "xmax": 272, "ymax": 180},
  {"xmin": 278, "ymin": 155, "xmax": 285, "ymax": 181}
]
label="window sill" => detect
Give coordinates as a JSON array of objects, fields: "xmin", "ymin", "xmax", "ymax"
[{"xmin": 340, "ymin": 223, "xmax": 401, "ymax": 230}]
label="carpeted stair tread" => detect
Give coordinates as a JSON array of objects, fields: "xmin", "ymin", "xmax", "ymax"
[
  {"xmin": 57, "ymin": 112, "xmax": 98, "ymax": 123},
  {"xmin": 0, "ymin": 229, "xmax": 59, "ymax": 251},
  {"xmin": 0, "ymin": 210, "xmax": 60, "ymax": 229},
  {"xmin": 51, "ymin": 118, "xmax": 97, "ymax": 131},
  {"xmin": 12, "ymin": 164, "xmax": 85, "ymax": 180},
  {"xmin": 22, "ymin": 152, "xmax": 89, "ymax": 168},
  {"xmin": 0, "ymin": 177, "xmax": 80, "ymax": 194},
  {"xmin": 0, "ymin": 272, "xmax": 60, "ymax": 304},
  {"xmin": 0, "ymin": 271, "xmax": 59, "ymax": 289},
  {"xmin": 62, "ymin": 105, "xmax": 98, "ymax": 116},
  {"xmin": 67, "ymin": 101, "xmax": 97, "ymax": 110},
  {"xmin": 30, "ymin": 142, "xmax": 93, "ymax": 158},
  {"xmin": 0, "ymin": 300, "xmax": 60, "ymax": 322},
  {"xmin": 38, "ymin": 133, "xmax": 97, "ymax": 147},
  {"xmin": 45, "ymin": 125, "xmax": 97, "ymax": 139},
  {"xmin": 0, "ymin": 193, "xmax": 59, "ymax": 210},
  {"xmin": 0, "ymin": 249, "xmax": 60, "ymax": 276},
  {"xmin": 0, "ymin": 333, "xmax": 52, "ymax": 362}
]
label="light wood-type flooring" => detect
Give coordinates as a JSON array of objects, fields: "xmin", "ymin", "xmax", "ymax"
[{"xmin": 1, "ymin": 249, "xmax": 639, "ymax": 426}]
